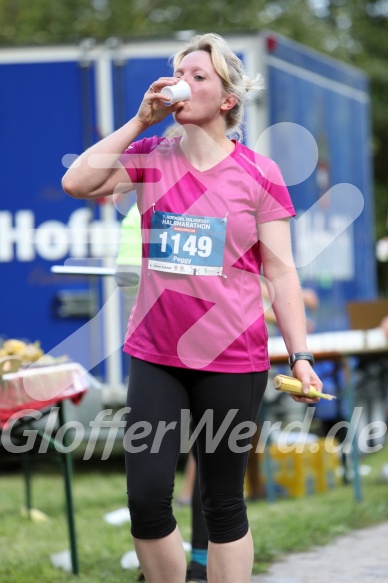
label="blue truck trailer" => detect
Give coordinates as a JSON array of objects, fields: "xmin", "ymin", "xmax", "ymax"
[{"xmin": 0, "ymin": 31, "xmax": 375, "ymax": 391}]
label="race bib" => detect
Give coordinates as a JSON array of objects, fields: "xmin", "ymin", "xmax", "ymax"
[{"xmin": 148, "ymin": 211, "xmax": 227, "ymax": 276}]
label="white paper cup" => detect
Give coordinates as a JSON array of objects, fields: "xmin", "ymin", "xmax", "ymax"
[{"xmin": 161, "ymin": 80, "xmax": 191, "ymax": 105}]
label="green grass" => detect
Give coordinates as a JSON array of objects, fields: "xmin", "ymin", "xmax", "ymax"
[
  {"xmin": 249, "ymin": 445, "xmax": 388, "ymax": 573},
  {"xmin": 1, "ymin": 445, "xmax": 388, "ymax": 582}
]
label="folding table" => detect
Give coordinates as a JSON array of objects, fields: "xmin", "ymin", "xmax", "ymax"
[{"xmin": 0, "ymin": 362, "xmax": 91, "ymax": 575}]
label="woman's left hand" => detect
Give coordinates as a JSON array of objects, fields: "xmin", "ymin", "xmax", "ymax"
[{"xmin": 290, "ymin": 360, "xmax": 323, "ymax": 404}]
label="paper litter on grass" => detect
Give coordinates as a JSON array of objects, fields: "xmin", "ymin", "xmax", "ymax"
[
  {"xmin": 121, "ymin": 550, "xmax": 140, "ymax": 569},
  {"xmin": 104, "ymin": 507, "xmax": 131, "ymax": 525},
  {"xmin": 50, "ymin": 550, "xmax": 72, "ymax": 571},
  {"xmin": 20, "ymin": 506, "xmax": 50, "ymax": 522}
]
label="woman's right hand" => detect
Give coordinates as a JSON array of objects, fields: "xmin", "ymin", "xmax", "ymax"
[
  {"xmin": 62, "ymin": 77, "xmax": 183, "ymax": 200},
  {"xmin": 136, "ymin": 77, "xmax": 181, "ymax": 128}
]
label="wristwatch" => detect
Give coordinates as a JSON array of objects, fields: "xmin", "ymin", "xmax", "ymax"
[{"xmin": 288, "ymin": 352, "xmax": 315, "ymax": 369}]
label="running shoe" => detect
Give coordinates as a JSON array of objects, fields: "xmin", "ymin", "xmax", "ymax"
[
  {"xmin": 186, "ymin": 560, "xmax": 207, "ymax": 582},
  {"xmin": 136, "ymin": 567, "xmax": 146, "ymax": 581}
]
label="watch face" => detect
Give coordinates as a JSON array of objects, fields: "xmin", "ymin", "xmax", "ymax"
[{"xmin": 288, "ymin": 353, "xmax": 314, "ymax": 367}]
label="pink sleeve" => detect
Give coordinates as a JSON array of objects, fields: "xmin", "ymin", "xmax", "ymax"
[
  {"xmin": 257, "ymin": 161, "xmax": 296, "ymax": 224},
  {"xmin": 119, "ymin": 136, "xmax": 164, "ymax": 184}
]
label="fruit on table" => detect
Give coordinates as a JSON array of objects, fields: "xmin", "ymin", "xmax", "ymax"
[{"xmin": 0, "ymin": 339, "xmax": 44, "ymax": 363}]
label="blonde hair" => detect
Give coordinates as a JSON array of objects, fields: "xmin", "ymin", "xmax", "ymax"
[{"xmin": 172, "ymin": 33, "xmax": 264, "ymax": 141}]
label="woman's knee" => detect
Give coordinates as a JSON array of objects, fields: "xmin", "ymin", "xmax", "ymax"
[
  {"xmin": 127, "ymin": 484, "xmax": 176, "ymax": 539},
  {"xmin": 202, "ymin": 492, "xmax": 248, "ymax": 543}
]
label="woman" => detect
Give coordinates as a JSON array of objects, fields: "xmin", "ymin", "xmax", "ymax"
[{"xmin": 62, "ymin": 32, "xmax": 322, "ymax": 583}]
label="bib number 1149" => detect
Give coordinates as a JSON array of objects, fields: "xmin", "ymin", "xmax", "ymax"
[{"xmin": 159, "ymin": 232, "xmax": 212, "ymax": 257}]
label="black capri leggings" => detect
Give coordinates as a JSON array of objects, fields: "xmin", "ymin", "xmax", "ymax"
[{"xmin": 124, "ymin": 357, "xmax": 267, "ymax": 544}]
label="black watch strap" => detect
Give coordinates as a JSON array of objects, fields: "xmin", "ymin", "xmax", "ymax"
[{"xmin": 288, "ymin": 352, "xmax": 315, "ymax": 369}]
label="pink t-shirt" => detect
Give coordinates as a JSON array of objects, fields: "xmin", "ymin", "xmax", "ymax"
[{"xmin": 119, "ymin": 136, "xmax": 295, "ymax": 373}]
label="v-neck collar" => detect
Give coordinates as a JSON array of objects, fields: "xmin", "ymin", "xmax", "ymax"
[{"xmin": 174, "ymin": 137, "xmax": 239, "ymax": 176}]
